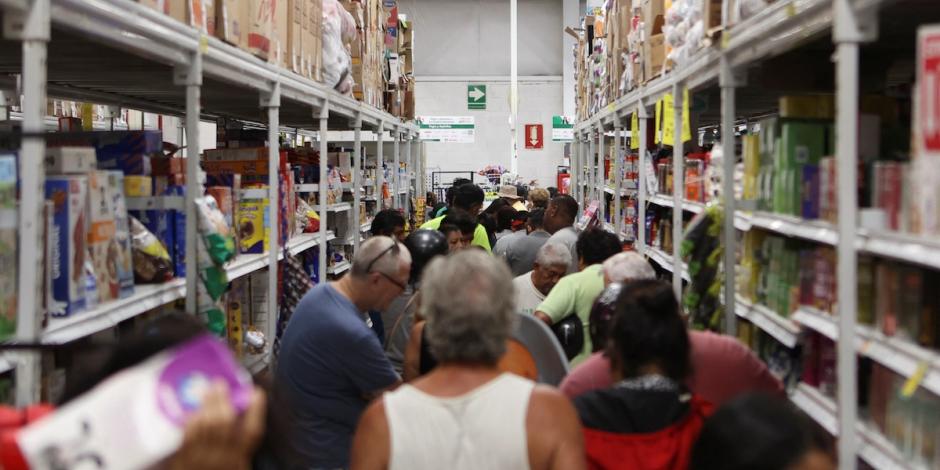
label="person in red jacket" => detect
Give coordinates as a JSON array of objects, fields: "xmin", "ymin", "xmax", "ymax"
[{"xmin": 572, "ymin": 280, "xmax": 713, "ymax": 470}]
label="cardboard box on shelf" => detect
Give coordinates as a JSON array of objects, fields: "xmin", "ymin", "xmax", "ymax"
[
  {"xmin": 107, "ymin": 172, "xmax": 135, "ymax": 299},
  {"xmin": 274, "ymin": 0, "xmax": 290, "ymax": 68},
  {"xmin": 701, "ymin": 0, "xmax": 723, "ymax": 33},
  {"xmin": 303, "ymin": 0, "xmax": 323, "ymax": 80},
  {"xmin": 216, "ymin": 0, "xmax": 247, "ymax": 46},
  {"xmin": 644, "ymin": 33, "xmax": 665, "ymax": 81},
  {"xmin": 168, "ymin": 0, "xmax": 215, "ymax": 35},
  {"xmin": 45, "ymin": 176, "xmax": 88, "ymax": 317},
  {"xmin": 87, "ymin": 171, "xmax": 118, "ymax": 303},
  {"xmin": 289, "ymin": 0, "xmax": 304, "ymax": 74},
  {"xmin": 44, "ymin": 147, "xmax": 97, "ymax": 175},
  {"xmin": 247, "ymin": 0, "xmax": 274, "ymax": 60}
]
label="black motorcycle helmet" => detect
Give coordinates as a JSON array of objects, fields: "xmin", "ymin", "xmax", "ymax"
[
  {"xmin": 404, "ymin": 229, "xmax": 449, "ymax": 285},
  {"xmin": 551, "ymin": 314, "xmax": 584, "ymax": 361},
  {"xmin": 589, "ymin": 282, "xmax": 625, "ymax": 352}
]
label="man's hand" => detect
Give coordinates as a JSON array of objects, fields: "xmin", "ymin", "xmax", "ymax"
[
  {"xmin": 534, "ymin": 311, "xmax": 554, "ymax": 327},
  {"xmin": 167, "ymin": 382, "xmax": 266, "ymax": 470}
]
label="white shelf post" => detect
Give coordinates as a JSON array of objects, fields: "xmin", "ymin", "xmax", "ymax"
[
  {"xmin": 833, "ymin": 0, "xmax": 876, "ymax": 467},
  {"xmin": 404, "ymin": 131, "xmax": 412, "ymax": 220},
  {"xmin": 720, "ymin": 58, "xmax": 740, "ymax": 336},
  {"xmin": 597, "ymin": 125, "xmax": 605, "ymax": 219},
  {"xmin": 376, "ymin": 122, "xmax": 385, "ymax": 210},
  {"xmin": 353, "ymin": 114, "xmax": 363, "ymax": 252},
  {"xmin": 672, "ymin": 82, "xmax": 684, "ymax": 299},
  {"xmin": 261, "ymin": 82, "xmax": 280, "ymax": 355},
  {"xmin": 173, "ymin": 53, "xmax": 202, "ymax": 315},
  {"xmin": 613, "ymin": 117, "xmax": 623, "ymax": 236},
  {"xmin": 588, "ymin": 130, "xmax": 595, "ymax": 208},
  {"xmin": 9, "ymin": 0, "xmax": 49, "ymax": 406},
  {"xmin": 393, "ymin": 125, "xmax": 400, "ymax": 209},
  {"xmin": 638, "ymin": 103, "xmax": 649, "ymax": 256},
  {"xmin": 318, "ymin": 102, "xmax": 329, "ymax": 279},
  {"xmin": 571, "ymin": 137, "xmax": 579, "ymax": 200}
]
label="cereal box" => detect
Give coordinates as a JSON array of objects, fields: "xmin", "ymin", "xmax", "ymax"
[
  {"xmin": 237, "ymin": 197, "xmax": 269, "ymax": 254},
  {"xmin": 107, "ymin": 171, "xmax": 135, "ymax": 299},
  {"xmin": 87, "ymin": 171, "xmax": 118, "ymax": 303},
  {"xmin": 45, "ymin": 176, "xmax": 88, "ymax": 317}
]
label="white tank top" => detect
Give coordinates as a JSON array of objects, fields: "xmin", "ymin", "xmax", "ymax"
[{"xmin": 384, "ymin": 373, "xmax": 534, "ymax": 470}]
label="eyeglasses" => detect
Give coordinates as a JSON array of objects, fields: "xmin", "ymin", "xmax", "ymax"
[{"xmin": 364, "ymin": 241, "xmax": 407, "ymax": 291}]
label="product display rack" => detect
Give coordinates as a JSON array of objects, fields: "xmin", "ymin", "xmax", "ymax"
[
  {"xmin": 0, "ymin": 0, "xmax": 423, "ymax": 405},
  {"xmin": 575, "ymin": 0, "xmax": 934, "ymax": 467}
]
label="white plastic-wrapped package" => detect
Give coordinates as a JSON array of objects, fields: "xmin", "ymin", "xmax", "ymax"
[
  {"xmin": 664, "ymin": 0, "xmax": 703, "ymax": 67},
  {"xmin": 321, "ymin": 0, "xmax": 358, "ymax": 91}
]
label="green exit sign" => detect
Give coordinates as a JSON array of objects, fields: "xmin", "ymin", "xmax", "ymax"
[{"xmin": 468, "ymin": 84, "xmax": 486, "ymax": 110}]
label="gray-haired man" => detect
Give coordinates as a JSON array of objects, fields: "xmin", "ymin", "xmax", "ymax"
[
  {"xmin": 277, "ymin": 236, "xmax": 410, "ymax": 469},
  {"xmin": 514, "ymin": 242, "xmax": 572, "ymax": 316}
]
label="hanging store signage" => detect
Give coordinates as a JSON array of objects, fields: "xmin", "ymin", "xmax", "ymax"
[
  {"xmin": 525, "ymin": 124, "xmax": 544, "ymax": 149},
  {"xmin": 417, "ymin": 116, "xmax": 475, "ymax": 143},
  {"xmin": 552, "ymin": 115, "xmax": 574, "ymax": 142},
  {"xmin": 468, "ymin": 84, "xmax": 487, "ymax": 110}
]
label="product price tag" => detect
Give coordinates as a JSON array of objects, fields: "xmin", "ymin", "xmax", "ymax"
[
  {"xmin": 785, "ymin": 3, "xmax": 797, "ymax": 17},
  {"xmin": 901, "ymin": 361, "xmax": 929, "ymax": 398},
  {"xmin": 199, "ymin": 34, "xmax": 209, "ymax": 54},
  {"xmin": 662, "ymin": 93, "xmax": 675, "ymax": 145},
  {"xmin": 682, "ymin": 87, "xmax": 692, "ymax": 143},
  {"xmin": 631, "ymin": 112, "xmax": 640, "ymax": 150}
]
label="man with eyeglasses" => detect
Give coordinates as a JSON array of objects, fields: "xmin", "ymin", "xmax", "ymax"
[{"xmin": 276, "ymin": 236, "xmax": 411, "ymax": 470}]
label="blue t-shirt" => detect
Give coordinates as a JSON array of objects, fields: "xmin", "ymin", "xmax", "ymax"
[{"xmin": 276, "ymin": 284, "xmax": 400, "ymax": 468}]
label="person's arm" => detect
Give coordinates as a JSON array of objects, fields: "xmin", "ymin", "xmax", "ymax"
[
  {"xmin": 473, "ymin": 224, "xmax": 492, "ymax": 252},
  {"xmin": 534, "ymin": 276, "xmax": 576, "ymax": 327},
  {"xmin": 167, "ymin": 384, "xmax": 266, "ymax": 470},
  {"xmin": 526, "ymin": 386, "xmax": 586, "ymax": 470},
  {"xmin": 344, "ymin": 332, "xmax": 402, "ymax": 401},
  {"xmin": 350, "ymin": 398, "xmax": 391, "ymax": 470},
  {"xmin": 403, "ymin": 321, "xmax": 425, "ymax": 382}
]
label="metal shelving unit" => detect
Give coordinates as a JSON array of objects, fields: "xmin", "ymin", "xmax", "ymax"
[
  {"xmin": 577, "ymin": 0, "xmax": 929, "ymax": 467},
  {"xmin": 2, "ymin": 0, "xmax": 424, "ymax": 404}
]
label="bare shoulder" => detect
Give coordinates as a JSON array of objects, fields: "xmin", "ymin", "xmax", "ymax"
[
  {"xmin": 526, "ymin": 384, "xmax": 586, "ymax": 470},
  {"xmin": 350, "ymin": 397, "xmax": 391, "ymax": 470}
]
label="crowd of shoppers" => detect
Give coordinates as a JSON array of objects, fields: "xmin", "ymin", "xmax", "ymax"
[{"xmin": 27, "ymin": 179, "xmax": 833, "ymax": 470}]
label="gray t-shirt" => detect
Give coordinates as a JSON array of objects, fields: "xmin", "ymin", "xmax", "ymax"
[
  {"xmin": 505, "ymin": 230, "xmax": 551, "ymax": 276},
  {"xmin": 276, "ymin": 284, "xmax": 399, "ymax": 468},
  {"xmin": 494, "ymin": 230, "xmax": 525, "ymax": 258},
  {"xmin": 547, "ymin": 226, "xmax": 580, "ymax": 273},
  {"xmin": 381, "ymin": 286, "xmax": 418, "ymax": 375}
]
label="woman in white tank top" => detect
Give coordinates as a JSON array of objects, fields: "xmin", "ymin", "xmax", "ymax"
[{"xmin": 350, "ymin": 251, "xmax": 585, "ymax": 470}]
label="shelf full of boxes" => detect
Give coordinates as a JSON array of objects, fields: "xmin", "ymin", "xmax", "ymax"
[
  {"xmin": 573, "ymin": 0, "xmax": 940, "ymax": 467},
  {"xmin": 0, "ymin": 0, "xmax": 423, "ymax": 406}
]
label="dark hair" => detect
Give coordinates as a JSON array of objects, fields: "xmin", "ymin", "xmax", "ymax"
[
  {"xmin": 576, "ymin": 228, "xmax": 622, "ymax": 265},
  {"xmin": 445, "ymin": 178, "xmax": 473, "ymax": 205},
  {"xmin": 452, "ymin": 183, "xmax": 485, "ymax": 211},
  {"xmin": 483, "ymin": 197, "xmax": 509, "ymax": 216},
  {"xmin": 495, "ymin": 207, "xmax": 517, "ymax": 232},
  {"xmin": 441, "ymin": 210, "xmax": 477, "ymax": 236},
  {"xmin": 690, "ymin": 393, "xmax": 832, "ymax": 470},
  {"xmin": 527, "ymin": 208, "xmax": 545, "ymax": 229},
  {"xmin": 371, "ymin": 209, "xmax": 405, "ymax": 237},
  {"xmin": 547, "ymin": 187, "xmax": 559, "ymax": 198},
  {"xmin": 609, "ymin": 280, "xmax": 690, "ymax": 381},
  {"xmin": 550, "ymin": 194, "xmax": 579, "ymax": 224}
]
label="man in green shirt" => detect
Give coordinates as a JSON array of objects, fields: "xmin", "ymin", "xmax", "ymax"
[
  {"xmin": 534, "ymin": 228, "xmax": 623, "ymax": 366},
  {"xmin": 421, "ymin": 183, "xmax": 491, "ymax": 252}
]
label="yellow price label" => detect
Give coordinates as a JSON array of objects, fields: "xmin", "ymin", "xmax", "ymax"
[
  {"xmin": 199, "ymin": 34, "xmax": 209, "ymax": 54},
  {"xmin": 607, "ymin": 102, "xmax": 616, "ymax": 113},
  {"xmin": 81, "ymin": 103, "xmax": 95, "ymax": 131},
  {"xmin": 682, "ymin": 87, "xmax": 692, "ymax": 143},
  {"xmin": 662, "ymin": 93, "xmax": 675, "ymax": 145},
  {"xmin": 901, "ymin": 361, "xmax": 929, "ymax": 398},
  {"xmin": 630, "ymin": 112, "xmax": 640, "ymax": 150},
  {"xmin": 721, "ymin": 32, "xmax": 731, "ymax": 50},
  {"xmin": 785, "ymin": 3, "xmax": 797, "ymax": 17}
]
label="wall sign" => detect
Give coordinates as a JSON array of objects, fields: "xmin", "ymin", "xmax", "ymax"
[
  {"xmin": 525, "ymin": 124, "xmax": 543, "ymax": 149},
  {"xmin": 468, "ymin": 84, "xmax": 486, "ymax": 110},
  {"xmin": 417, "ymin": 116, "xmax": 475, "ymax": 143},
  {"xmin": 552, "ymin": 115, "xmax": 574, "ymax": 142}
]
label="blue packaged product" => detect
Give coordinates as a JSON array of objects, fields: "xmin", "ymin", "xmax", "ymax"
[{"xmin": 45, "ymin": 176, "xmax": 88, "ymax": 316}]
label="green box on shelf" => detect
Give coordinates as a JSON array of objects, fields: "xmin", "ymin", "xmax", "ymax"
[{"xmin": 776, "ymin": 121, "xmax": 828, "ymax": 216}]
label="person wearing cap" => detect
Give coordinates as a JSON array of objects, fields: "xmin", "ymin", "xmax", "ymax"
[
  {"xmin": 420, "ymin": 183, "xmax": 491, "ymax": 252},
  {"xmin": 498, "ymin": 184, "xmax": 528, "ymax": 211}
]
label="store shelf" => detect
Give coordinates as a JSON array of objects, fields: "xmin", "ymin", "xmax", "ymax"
[
  {"xmin": 733, "ymin": 295, "xmax": 800, "ymax": 348},
  {"xmin": 734, "ymin": 211, "xmax": 838, "ymax": 245},
  {"xmin": 361, "ymin": 219, "xmax": 373, "ymax": 232},
  {"xmin": 604, "ymin": 186, "xmax": 630, "ymax": 197},
  {"xmin": 858, "ymin": 229, "xmax": 940, "ymax": 271},
  {"xmin": 42, "ymin": 279, "xmax": 187, "ymax": 344},
  {"xmin": 793, "ymin": 306, "xmax": 940, "ymax": 397},
  {"xmin": 0, "ymin": 356, "xmax": 12, "ymax": 375},
  {"xmin": 295, "ymin": 184, "xmax": 319, "ymax": 193},
  {"xmin": 645, "ymin": 194, "xmax": 704, "ymax": 214},
  {"xmin": 327, "ymin": 261, "xmax": 351, "ymax": 275},
  {"xmin": 40, "ymin": 231, "xmax": 333, "ymax": 345},
  {"xmin": 645, "ymin": 246, "xmax": 691, "ymax": 282},
  {"xmin": 327, "ymin": 203, "xmax": 352, "ymax": 212},
  {"xmin": 790, "ymin": 383, "xmax": 920, "ymax": 470}
]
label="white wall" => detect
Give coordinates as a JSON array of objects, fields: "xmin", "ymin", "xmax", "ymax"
[{"xmin": 416, "ymin": 78, "xmax": 566, "ymax": 188}]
